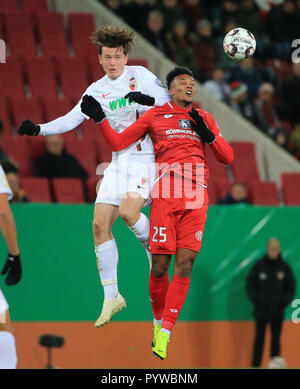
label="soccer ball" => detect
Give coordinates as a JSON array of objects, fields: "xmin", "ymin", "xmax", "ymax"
[
  {"xmin": 223, "ymin": 27, "xmax": 256, "ymax": 62},
  {"xmin": 267, "ymin": 356, "xmax": 287, "ymax": 369}
]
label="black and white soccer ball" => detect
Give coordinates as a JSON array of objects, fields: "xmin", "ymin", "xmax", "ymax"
[{"xmin": 223, "ymin": 27, "xmax": 256, "ymax": 62}]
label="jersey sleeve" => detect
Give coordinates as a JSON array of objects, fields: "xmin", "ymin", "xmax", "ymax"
[
  {"xmin": 204, "ymin": 111, "xmax": 234, "ymax": 166},
  {"xmin": 138, "ymin": 67, "xmax": 171, "ymax": 107},
  {"xmin": 99, "ymin": 109, "xmax": 155, "ymax": 151},
  {"xmin": 0, "ymin": 165, "xmax": 13, "ymax": 201}
]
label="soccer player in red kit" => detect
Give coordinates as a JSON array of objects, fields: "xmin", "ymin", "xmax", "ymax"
[{"xmin": 81, "ymin": 67, "xmax": 234, "ymax": 359}]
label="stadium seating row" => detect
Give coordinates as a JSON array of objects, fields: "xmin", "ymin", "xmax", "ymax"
[{"xmin": 16, "ymin": 173, "xmax": 300, "ymax": 206}]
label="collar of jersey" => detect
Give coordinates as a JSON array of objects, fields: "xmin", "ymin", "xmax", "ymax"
[
  {"xmin": 167, "ymin": 101, "xmax": 193, "ymax": 113},
  {"xmin": 105, "ymin": 66, "xmax": 128, "ymax": 83}
]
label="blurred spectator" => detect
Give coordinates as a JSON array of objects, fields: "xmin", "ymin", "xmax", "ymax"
[
  {"xmin": 167, "ymin": 20, "xmax": 198, "ymax": 73},
  {"xmin": 219, "ymin": 182, "xmax": 249, "ymax": 204},
  {"xmin": 0, "ymin": 122, "xmax": 18, "ymax": 174},
  {"xmin": 115, "ymin": 0, "xmax": 154, "ymax": 34},
  {"xmin": 208, "ymin": 0, "xmax": 239, "ymax": 35},
  {"xmin": 35, "ymin": 135, "xmax": 88, "ymax": 180},
  {"xmin": 6, "ymin": 172, "xmax": 29, "ymax": 203},
  {"xmin": 143, "ymin": 10, "xmax": 170, "ymax": 55},
  {"xmin": 182, "ymin": 0, "xmax": 205, "ymax": 34},
  {"xmin": 278, "ymin": 62, "xmax": 300, "ymax": 126},
  {"xmin": 229, "ymin": 57, "xmax": 275, "ymax": 99},
  {"xmin": 229, "ymin": 80, "xmax": 260, "ymax": 126},
  {"xmin": 236, "ymin": 0, "xmax": 265, "ymax": 39},
  {"xmin": 290, "ymin": 122, "xmax": 300, "ymax": 159},
  {"xmin": 246, "ymin": 238, "xmax": 295, "ymax": 368},
  {"xmin": 267, "ymin": 0, "xmax": 300, "ymax": 59},
  {"xmin": 203, "ymin": 66, "xmax": 232, "ymax": 104},
  {"xmin": 193, "ymin": 19, "xmax": 217, "ymax": 80},
  {"xmin": 159, "ymin": 0, "xmax": 187, "ymax": 34}
]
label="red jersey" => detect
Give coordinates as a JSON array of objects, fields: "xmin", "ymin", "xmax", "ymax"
[{"xmin": 100, "ymin": 101, "xmax": 234, "ymax": 192}]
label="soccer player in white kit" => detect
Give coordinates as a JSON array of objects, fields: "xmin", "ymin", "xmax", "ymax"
[
  {"xmin": 18, "ymin": 26, "xmax": 170, "ymax": 327},
  {"xmin": 0, "ymin": 165, "xmax": 21, "ymax": 368}
]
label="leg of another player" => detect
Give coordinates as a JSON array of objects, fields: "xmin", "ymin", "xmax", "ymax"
[
  {"xmin": 153, "ymin": 248, "xmax": 197, "ymax": 359},
  {"xmin": 0, "ymin": 310, "xmax": 17, "ymax": 369},
  {"xmin": 119, "ymin": 193, "xmax": 152, "ymax": 268},
  {"xmin": 93, "ymin": 203, "xmax": 126, "ymax": 327}
]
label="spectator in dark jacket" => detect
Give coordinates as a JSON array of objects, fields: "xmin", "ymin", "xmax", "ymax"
[
  {"xmin": 35, "ymin": 135, "xmax": 88, "ymax": 179},
  {"xmin": 246, "ymin": 238, "xmax": 296, "ymax": 367},
  {"xmin": 219, "ymin": 182, "xmax": 249, "ymax": 205},
  {"xmin": 143, "ymin": 10, "xmax": 170, "ymax": 56},
  {"xmin": 279, "ymin": 62, "xmax": 300, "ymax": 126}
]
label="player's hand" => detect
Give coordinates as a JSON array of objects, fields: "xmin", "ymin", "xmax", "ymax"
[
  {"xmin": 188, "ymin": 108, "xmax": 216, "ymax": 144},
  {"xmin": 81, "ymin": 95, "xmax": 106, "ymax": 124},
  {"xmin": 124, "ymin": 92, "xmax": 155, "ymax": 106},
  {"xmin": 18, "ymin": 119, "xmax": 40, "ymax": 136},
  {"xmin": 1, "ymin": 254, "xmax": 22, "ymax": 286}
]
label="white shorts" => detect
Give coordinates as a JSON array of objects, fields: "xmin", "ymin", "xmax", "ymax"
[
  {"xmin": 95, "ymin": 153, "xmax": 156, "ymax": 207},
  {"xmin": 0, "ymin": 289, "xmax": 9, "ymax": 323}
]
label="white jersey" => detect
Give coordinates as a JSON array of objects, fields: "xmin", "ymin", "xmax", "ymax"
[
  {"xmin": 0, "ymin": 165, "xmax": 13, "ymax": 201},
  {"xmin": 40, "ymin": 66, "xmax": 171, "ymax": 158}
]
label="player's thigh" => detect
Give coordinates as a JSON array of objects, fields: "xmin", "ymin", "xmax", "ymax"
[
  {"xmin": 149, "ymin": 198, "xmax": 177, "ymax": 255},
  {"xmin": 177, "ymin": 192, "xmax": 209, "ymax": 253},
  {"xmin": 93, "ymin": 203, "xmax": 119, "ymax": 237}
]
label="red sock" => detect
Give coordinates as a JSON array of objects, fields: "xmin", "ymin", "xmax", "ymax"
[
  {"xmin": 149, "ymin": 271, "xmax": 169, "ymax": 320},
  {"xmin": 162, "ymin": 274, "xmax": 190, "ymax": 332}
]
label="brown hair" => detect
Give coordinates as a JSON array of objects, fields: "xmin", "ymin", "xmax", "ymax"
[{"xmin": 91, "ymin": 25, "xmax": 135, "ymax": 55}]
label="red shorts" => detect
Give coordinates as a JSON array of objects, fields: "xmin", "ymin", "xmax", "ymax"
[{"xmin": 149, "ymin": 190, "xmax": 209, "ymax": 254}]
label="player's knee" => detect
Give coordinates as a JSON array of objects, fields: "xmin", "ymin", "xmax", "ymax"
[
  {"xmin": 119, "ymin": 206, "xmax": 137, "ymax": 227},
  {"xmin": 151, "ymin": 261, "xmax": 169, "ymax": 278},
  {"xmin": 92, "ymin": 219, "xmax": 110, "ymax": 242},
  {"xmin": 175, "ymin": 256, "xmax": 194, "ymax": 278}
]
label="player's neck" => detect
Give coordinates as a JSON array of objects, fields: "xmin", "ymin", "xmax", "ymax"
[{"xmin": 171, "ymin": 99, "xmax": 192, "ymax": 110}]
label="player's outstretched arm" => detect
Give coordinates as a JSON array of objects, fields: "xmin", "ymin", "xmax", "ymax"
[
  {"xmin": 81, "ymin": 95, "xmax": 151, "ymax": 152},
  {"xmin": 0, "ymin": 194, "xmax": 22, "ymax": 286},
  {"xmin": 189, "ymin": 109, "xmax": 234, "ymax": 165}
]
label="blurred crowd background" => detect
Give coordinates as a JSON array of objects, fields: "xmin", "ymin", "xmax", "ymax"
[{"xmin": 100, "ymin": 0, "xmax": 300, "ymax": 160}]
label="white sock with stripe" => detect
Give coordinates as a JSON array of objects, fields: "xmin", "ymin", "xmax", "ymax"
[
  {"xmin": 95, "ymin": 239, "xmax": 119, "ymax": 299},
  {"xmin": 129, "ymin": 213, "xmax": 150, "ymax": 250}
]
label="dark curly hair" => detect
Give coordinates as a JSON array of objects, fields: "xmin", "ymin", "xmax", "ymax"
[
  {"xmin": 91, "ymin": 25, "xmax": 136, "ymax": 55},
  {"xmin": 166, "ymin": 67, "xmax": 194, "ymax": 89}
]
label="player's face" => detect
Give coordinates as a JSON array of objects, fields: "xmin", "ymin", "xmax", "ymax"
[
  {"xmin": 99, "ymin": 46, "xmax": 128, "ymax": 80},
  {"xmin": 170, "ymin": 74, "xmax": 196, "ymax": 107}
]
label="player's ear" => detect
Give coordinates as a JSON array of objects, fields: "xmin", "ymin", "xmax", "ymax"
[
  {"xmin": 98, "ymin": 54, "xmax": 102, "ymax": 65},
  {"xmin": 124, "ymin": 55, "xmax": 128, "ymax": 65}
]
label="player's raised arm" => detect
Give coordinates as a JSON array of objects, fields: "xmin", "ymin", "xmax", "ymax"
[
  {"xmin": 188, "ymin": 108, "xmax": 234, "ymax": 165},
  {"xmin": 17, "ymin": 102, "xmax": 86, "ymax": 137},
  {"xmin": 81, "ymin": 95, "xmax": 152, "ymax": 151}
]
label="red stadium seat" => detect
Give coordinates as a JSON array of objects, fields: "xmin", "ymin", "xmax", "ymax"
[
  {"xmin": 36, "ymin": 13, "xmax": 69, "ymax": 59},
  {"xmin": 64, "ymin": 139, "xmax": 97, "ymax": 177},
  {"xmin": 0, "ymin": 99, "xmax": 12, "ymax": 139},
  {"xmin": 0, "ymin": 59, "xmax": 25, "ymax": 99},
  {"xmin": 52, "ymin": 178, "xmax": 85, "ymax": 203},
  {"xmin": 27, "ymin": 136, "xmax": 46, "ymax": 160},
  {"xmin": 0, "ymin": 0, "xmax": 18, "ymax": 13},
  {"xmin": 42, "ymin": 98, "xmax": 72, "ymax": 122},
  {"xmin": 127, "ymin": 59, "xmax": 149, "ymax": 69},
  {"xmin": 19, "ymin": 177, "xmax": 51, "ymax": 202},
  {"xmin": 87, "ymin": 56, "xmax": 106, "ymax": 82},
  {"xmin": 1, "ymin": 138, "xmax": 32, "ymax": 176},
  {"xmin": 20, "ymin": 0, "xmax": 48, "ymax": 13},
  {"xmin": 86, "ymin": 175, "xmax": 102, "ymax": 202},
  {"xmin": 213, "ymin": 180, "xmax": 232, "ymax": 202},
  {"xmin": 68, "ymin": 13, "xmax": 95, "ymax": 58},
  {"xmin": 56, "ymin": 58, "xmax": 89, "ymax": 100},
  {"xmin": 81, "ymin": 119, "xmax": 100, "ymax": 141},
  {"xmin": 7, "ymin": 30, "xmax": 37, "ymax": 59},
  {"xmin": 205, "ymin": 146, "xmax": 230, "ymax": 183},
  {"xmin": 230, "ymin": 142, "xmax": 260, "ymax": 181},
  {"xmin": 10, "ymin": 97, "xmax": 43, "ymax": 129},
  {"xmin": 249, "ymin": 181, "xmax": 279, "ymax": 206},
  {"xmin": 207, "ymin": 180, "xmax": 217, "ymax": 204},
  {"xmin": 281, "ymin": 173, "xmax": 300, "ymax": 205},
  {"xmin": 26, "ymin": 58, "xmax": 58, "ymax": 99},
  {"xmin": 3, "ymin": 12, "xmax": 32, "ymax": 31}
]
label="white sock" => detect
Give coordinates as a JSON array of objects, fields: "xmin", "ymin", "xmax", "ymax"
[
  {"xmin": 95, "ymin": 239, "xmax": 119, "ymax": 299},
  {"xmin": 129, "ymin": 213, "xmax": 150, "ymax": 250},
  {"xmin": 161, "ymin": 328, "xmax": 171, "ymax": 337},
  {"xmin": 0, "ymin": 331, "xmax": 17, "ymax": 369},
  {"xmin": 153, "ymin": 319, "xmax": 163, "ymax": 326}
]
